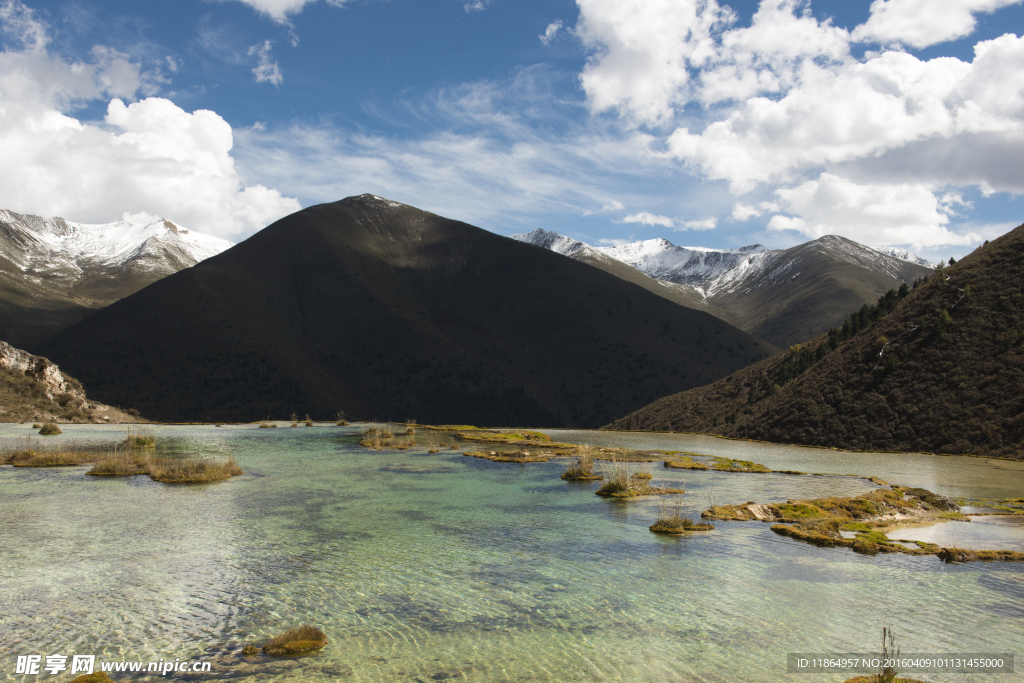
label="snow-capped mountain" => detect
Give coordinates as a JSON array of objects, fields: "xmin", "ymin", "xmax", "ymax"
[
  {"xmin": 510, "ymin": 229, "xmax": 934, "ymax": 347},
  {"xmin": 873, "ymin": 246, "xmax": 936, "ymax": 268},
  {"xmin": 0, "ymin": 209, "xmax": 234, "ymax": 348},
  {"xmin": 0, "ymin": 209, "xmax": 232, "ymax": 283}
]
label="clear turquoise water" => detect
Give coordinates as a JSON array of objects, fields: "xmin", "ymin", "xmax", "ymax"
[{"xmin": 1, "ymin": 424, "xmax": 1022, "ymax": 682}]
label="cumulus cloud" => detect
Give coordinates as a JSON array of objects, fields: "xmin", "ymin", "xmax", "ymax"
[
  {"xmin": 249, "ymin": 40, "xmax": 283, "ymax": 85},
  {"xmin": 540, "ymin": 21, "xmax": 563, "ymax": 45},
  {"xmin": 572, "ymin": 0, "xmax": 1024, "ymax": 248},
  {"xmin": 575, "ymin": 0, "xmax": 735, "ymax": 124},
  {"xmin": 623, "ymin": 212, "xmax": 676, "ymax": 227},
  {"xmin": 222, "ymin": 0, "xmax": 348, "ymax": 24},
  {"xmin": 766, "ymin": 173, "xmax": 978, "ymax": 248},
  {"xmin": 464, "ymin": 0, "xmax": 491, "ymax": 12},
  {"xmin": 0, "ymin": 2, "xmax": 299, "ymax": 238},
  {"xmin": 852, "ymin": 0, "xmax": 1022, "ymax": 49}
]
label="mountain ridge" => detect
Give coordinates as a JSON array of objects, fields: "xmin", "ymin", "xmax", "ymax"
[
  {"xmin": 0, "ymin": 209, "xmax": 233, "ymax": 348},
  {"xmin": 511, "ymin": 229, "xmax": 934, "ymax": 347},
  {"xmin": 43, "ymin": 195, "xmax": 779, "ymax": 426},
  {"xmin": 604, "ymin": 223, "xmax": 1024, "ymax": 460}
]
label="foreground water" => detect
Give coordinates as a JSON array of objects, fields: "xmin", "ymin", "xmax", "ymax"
[{"xmin": 1, "ymin": 424, "xmax": 1022, "ymax": 683}]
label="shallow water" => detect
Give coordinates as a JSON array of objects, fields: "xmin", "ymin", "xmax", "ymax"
[{"xmin": 1, "ymin": 424, "xmax": 1022, "ymax": 682}]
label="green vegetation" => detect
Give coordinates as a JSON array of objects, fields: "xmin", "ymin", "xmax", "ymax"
[
  {"xmin": 608, "ymin": 224, "xmax": 1024, "ymax": 459},
  {"xmin": 260, "ymin": 625, "xmax": 327, "ymax": 656},
  {"xmin": 87, "ymin": 450, "xmax": 242, "ymax": 483},
  {"xmin": 561, "ymin": 444, "xmax": 602, "ymax": 480},
  {"xmin": 649, "ymin": 500, "xmax": 714, "ymax": 534},
  {"xmin": 38, "ymin": 421, "xmax": 62, "ymax": 435},
  {"xmin": 594, "ymin": 460, "xmax": 684, "ymax": 498}
]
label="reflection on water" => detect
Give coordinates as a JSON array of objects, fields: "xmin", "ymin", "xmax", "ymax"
[
  {"xmin": 892, "ymin": 517, "xmax": 1024, "ymax": 551},
  {"xmin": 0, "ymin": 424, "xmax": 1022, "ymax": 682}
]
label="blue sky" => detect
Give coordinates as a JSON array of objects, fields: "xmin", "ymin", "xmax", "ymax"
[{"xmin": 1, "ymin": 0, "xmax": 1023, "ymax": 262}]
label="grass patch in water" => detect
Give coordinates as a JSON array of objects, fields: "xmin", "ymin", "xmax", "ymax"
[
  {"xmin": 595, "ymin": 461, "xmax": 684, "ymax": 498},
  {"xmin": 650, "ymin": 500, "xmax": 713, "ymax": 534},
  {"xmin": 561, "ymin": 444, "xmax": 602, "ymax": 480},
  {"xmin": 260, "ymin": 625, "xmax": 327, "ymax": 656}
]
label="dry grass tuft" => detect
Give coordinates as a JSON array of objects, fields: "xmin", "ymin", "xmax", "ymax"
[
  {"xmin": 38, "ymin": 421, "xmax": 62, "ymax": 435},
  {"xmin": 561, "ymin": 444, "xmax": 602, "ymax": 480},
  {"xmin": 147, "ymin": 455, "xmax": 243, "ymax": 483},
  {"xmin": 123, "ymin": 427, "xmax": 156, "ymax": 449},
  {"xmin": 261, "ymin": 625, "xmax": 327, "ymax": 656},
  {"xmin": 650, "ymin": 500, "xmax": 714, "ymax": 533}
]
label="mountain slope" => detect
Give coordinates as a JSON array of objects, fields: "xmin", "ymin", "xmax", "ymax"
[
  {"xmin": 43, "ymin": 195, "xmax": 779, "ymax": 426},
  {"xmin": 0, "ymin": 209, "xmax": 233, "ymax": 349},
  {"xmin": 512, "ymin": 230, "xmax": 933, "ymax": 347},
  {"xmin": 606, "ymin": 224, "xmax": 1024, "ymax": 459}
]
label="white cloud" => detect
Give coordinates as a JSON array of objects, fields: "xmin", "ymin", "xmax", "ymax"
[
  {"xmin": 676, "ymin": 217, "xmax": 717, "ymax": 230},
  {"xmin": 732, "ymin": 203, "xmax": 760, "ymax": 221},
  {"xmin": 598, "ymin": 237, "xmax": 636, "ymax": 246},
  {"xmin": 464, "ymin": 0, "xmax": 491, "ymax": 12},
  {"xmin": 570, "ymin": 0, "xmax": 1024, "ymax": 248},
  {"xmin": 623, "ymin": 212, "xmax": 676, "ymax": 227},
  {"xmin": 575, "ymin": 0, "xmax": 735, "ymax": 124},
  {"xmin": 766, "ymin": 173, "xmax": 979, "ymax": 248},
  {"xmin": 0, "ymin": 3, "xmax": 299, "ymax": 238},
  {"xmin": 222, "ymin": 0, "xmax": 349, "ymax": 24},
  {"xmin": 540, "ymin": 20, "xmax": 563, "ymax": 46},
  {"xmin": 232, "ymin": 85, "xmax": 667, "ymax": 230},
  {"xmin": 852, "ymin": 0, "xmax": 1022, "ymax": 49},
  {"xmin": 249, "ymin": 40, "xmax": 283, "ymax": 85}
]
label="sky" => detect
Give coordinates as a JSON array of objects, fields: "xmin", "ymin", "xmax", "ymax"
[{"xmin": 0, "ymin": 0, "xmax": 1023, "ymax": 262}]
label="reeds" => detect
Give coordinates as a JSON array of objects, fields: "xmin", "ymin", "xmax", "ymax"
[
  {"xmin": 649, "ymin": 500, "xmax": 714, "ymax": 533},
  {"xmin": 425, "ymin": 429, "xmax": 444, "ymax": 453},
  {"xmin": 88, "ymin": 449, "xmax": 149, "ymax": 476},
  {"xmin": 1, "ymin": 436, "xmax": 105, "ymax": 466},
  {"xmin": 595, "ymin": 460, "xmax": 635, "ymax": 496},
  {"xmin": 123, "ymin": 427, "xmax": 156, "ymax": 449},
  {"xmin": 561, "ymin": 444, "xmax": 600, "ymax": 480},
  {"xmin": 147, "ymin": 455, "xmax": 243, "ymax": 483}
]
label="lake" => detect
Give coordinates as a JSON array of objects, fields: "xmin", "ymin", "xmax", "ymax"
[{"xmin": 1, "ymin": 424, "xmax": 1022, "ymax": 682}]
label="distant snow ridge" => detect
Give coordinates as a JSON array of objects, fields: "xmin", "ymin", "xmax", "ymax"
[
  {"xmin": 0, "ymin": 209, "xmax": 233, "ymax": 280},
  {"xmin": 511, "ymin": 230, "xmax": 930, "ymax": 298},
  {"xmin": 595, "ymin": 239, "xmax": 771, "ymax": 296},
  {"xmin": 511, "ymin": 228, "xmax": 591, "ymax": 258},
  {"xmin": 874, "ymin": 246, "xmax": 936, "ymax": 269}
]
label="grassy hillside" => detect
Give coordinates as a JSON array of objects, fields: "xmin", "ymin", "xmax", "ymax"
[
  {"xmin": 606, "ymin": 224, "xmax": 1024, "ymax": 459},
  {"xmin": 44, "ymin": 196, "xmax": 779, "ymax": 427}
]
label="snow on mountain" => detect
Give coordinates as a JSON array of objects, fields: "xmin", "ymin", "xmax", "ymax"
[
  {"xmin": 594, "ymin": 239, "xmax": 771, "ymax": 297},
  {"xmin": 0, "ymin": 209, "xmax": 233, "ymax": 283},
  {"xmin": 873, "ymin": 246, "xmax": 936, "ymax": 269},
  {"xmin": 513, "ymin": 230, "xmax": 930, "ymax": 299}
]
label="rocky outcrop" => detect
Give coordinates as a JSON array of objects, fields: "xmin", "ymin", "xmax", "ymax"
[{"xmin": 0, "ymin": 340, "xmax": 84, "ymax": 400}]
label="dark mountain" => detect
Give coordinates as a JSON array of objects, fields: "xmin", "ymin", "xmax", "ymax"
[
  {"xmin": 513, "ymin": 230, "xmax": 933, "ymax": 347},
  {"xmin": 43, "ymin": 195, "xmax": 779, "ymax": 426},
  {"xmin": 605, "ymin": 224, "xmax": 1024, "ymax": 459}
]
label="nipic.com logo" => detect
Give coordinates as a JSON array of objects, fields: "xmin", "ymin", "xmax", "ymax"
[{"xmin": 15, "ymin": 654, "xmax": 212, "ymax": 676}]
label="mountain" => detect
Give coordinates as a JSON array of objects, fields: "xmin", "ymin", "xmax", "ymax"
[
  {"xmin": 605, "ymin": 223, "xmax": 1024, "ymax": 460},
  {"xmin": 42, "ymin": 195, "xmax": 779, "ymax": 427},
  {"xmin": 512, "ymin": 230, "xmax": 933, "ymax": 347},
  {"xmin": 875, "ymin": 246, "xmax": 936, "ymax": 268},
  {"xmin": 0, "ymin": 209, "xmax": 233, "ymax": 349}
]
